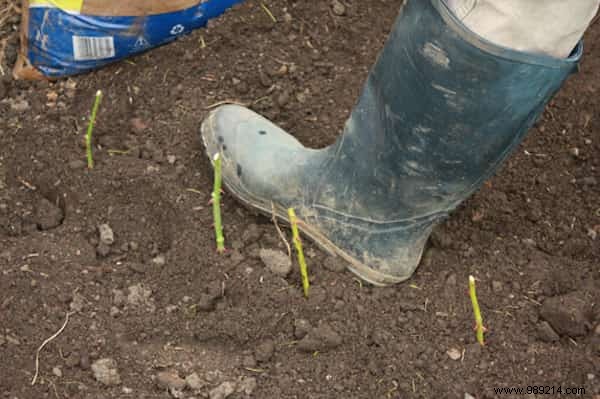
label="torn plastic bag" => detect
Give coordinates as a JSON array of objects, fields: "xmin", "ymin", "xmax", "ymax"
[{"xmin": 14, "ymin": 0, "xmax": 244, "ymax": 79}]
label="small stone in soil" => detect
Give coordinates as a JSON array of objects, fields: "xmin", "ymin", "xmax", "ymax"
[
  {"xmin": 98, "ymin": 223, "xmax": 115, "ymax": 245},
  {"xmin": 331, "ymin": 0, "xmax": 346, "ymax": 16},
  {"xmin": 152, "ymin": 254, "xmax": 166, "ymax": 266},
  {"xmin": 209, "ymin": 381, "xmax": 237, "ymax": 399},
  {"xmin": 259, "ymin": 249, "xmax": 292, "ymax": 277},
  {"xmin": 52, "ymin": 366, "xmax": 62, "ymax": 377},
  {"xmin": 34, "ymin": 197, "xmax": 63, "ymax": 230},
  {"xmin": 91, "ymin": 358, "xmax": 121, "ymax": 386},
  {"xmin": 536, "ymin": 321, "xmax": 560, "ymax": 342},
  {"xmin": 156, "ymin": 371, "xmax": 186, "ymax": 390},
  {"xmin": 446, "ymin": 348, "xmax": 462, "ymax": 361},
  {"xmin": 254, "ymin": 339, "xmax": 275, "ymax": 362}
]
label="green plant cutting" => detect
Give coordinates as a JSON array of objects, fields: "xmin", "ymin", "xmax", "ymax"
[
  {"xmin": 85, "ymin": 90, "xmax": 103, "ymax": 169},
  {"xmin": 212, "ymin": 153, "xmax": 225, "ymax": 253},
  {"xmin": 288, "ymin": 208, "xmax": 309, "ymax": 297},
  {"xmin": 469, "ymin": 275, "xmax": 485, "ymax": 346}
]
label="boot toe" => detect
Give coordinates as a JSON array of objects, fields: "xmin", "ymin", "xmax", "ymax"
[
  {"xmin": 201, "ymin": 104, "xmax": 277, "ymax": 164},
  {"xmin": 200, "ymin": 104, "xmax": 311, "ymax": 208}
]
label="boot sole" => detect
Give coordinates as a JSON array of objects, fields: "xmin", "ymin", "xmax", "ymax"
[{"xmin": 217, "ymin": 181, "xmax": 406, "ymax": 287}]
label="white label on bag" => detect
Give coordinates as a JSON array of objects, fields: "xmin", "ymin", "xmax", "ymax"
[{"xmin": 73, "ymin": 36, "xmax": 115, "ymax": 61}]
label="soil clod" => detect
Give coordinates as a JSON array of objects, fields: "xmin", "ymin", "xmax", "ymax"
[
  {"xmin": 297, "ymin": 322, "xmax": 342, "ymax": 353},
  {"xmin": 185, "ymin": 372, "xmax": 206, "ymax": 391},
  {"xmin": 260, "ymin": 248, "xmax": 292, "ymax": 277},
  {"xmin": 237, "ymin": 376, "xmax": 257, "ymax": 395},
  {"xmin": 156, "ymin": 371, "xmax": 186, "ymax": 391},
  {"xmin": 197, "ymin": 293, "xmax": 217, "ymax": 312},
  {"xmin": 540, "ymin": 293, "xmax": 589, "ymax": 337},
  {"xmin": 294, "ymin": 318, "xmax": 312, "ymax": 339},
  {"xmin": 536, "ymin": 321, "xmax": 560, "ymax": 342},
  {"xmin": 254, "ymin": 339, "xmax": 275, "ymax": 363},
  {"xmin": 127, "ymin": 283, "xmax": 155, "ymax": 312},
  {"xmin": 34, "ymin": 197, "xmax": 63, "ymax": 230},
  {"xmin": 322, "ymin": 256, "xmax": 346, "ymax": 273},
  {"xmin": 209, "ymin": 381, "xmax": 237, "ymax": 399}
]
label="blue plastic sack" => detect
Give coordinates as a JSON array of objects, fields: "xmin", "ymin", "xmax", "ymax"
[{"xmin": 14, "ymin": 0, "xmax": 244, "ymax": 79}]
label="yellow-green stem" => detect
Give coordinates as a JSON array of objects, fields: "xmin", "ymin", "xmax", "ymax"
[
  {"xmin": 469, "ymin": 275, "xmax": 485, "ymax": 346},
  {"xmin": 288, "ymin": 208, "xmax": 309, "ymax": 297},
  {"xmin": 212, "ymin": 153, "xmax": 225, "ymax": 253},
  {"xmin": 260, "ymin": 3, "xmax": 277, "ymax": 23},
  {"xmin": 85, "ymin": 90, "xmax": 103, "ymax": 169}
]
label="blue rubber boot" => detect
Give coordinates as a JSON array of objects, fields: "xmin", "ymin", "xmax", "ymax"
[{"xmin": 200, "ymin": 0, "xmax": 581, "ymax": 285}]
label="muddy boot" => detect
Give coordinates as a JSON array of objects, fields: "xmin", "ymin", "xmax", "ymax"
[{"xmin": 200, "ymin": 0, "xmax": 581, "ymax": 285}]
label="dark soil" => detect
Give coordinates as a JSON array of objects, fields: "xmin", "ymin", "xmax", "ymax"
[{"xmin": 1, "ymin": 1, "xmax": 599, "ymax": 398}]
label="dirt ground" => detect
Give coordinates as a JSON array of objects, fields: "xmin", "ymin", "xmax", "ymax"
[{"xmin": 1, "ymin": 1, "xmax": 599, "ymax": 398}]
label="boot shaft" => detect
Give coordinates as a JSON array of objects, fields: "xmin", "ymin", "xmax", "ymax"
[{"xmin": 317, "ymin": 0, "xmax": 581, "ymax": 222}]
